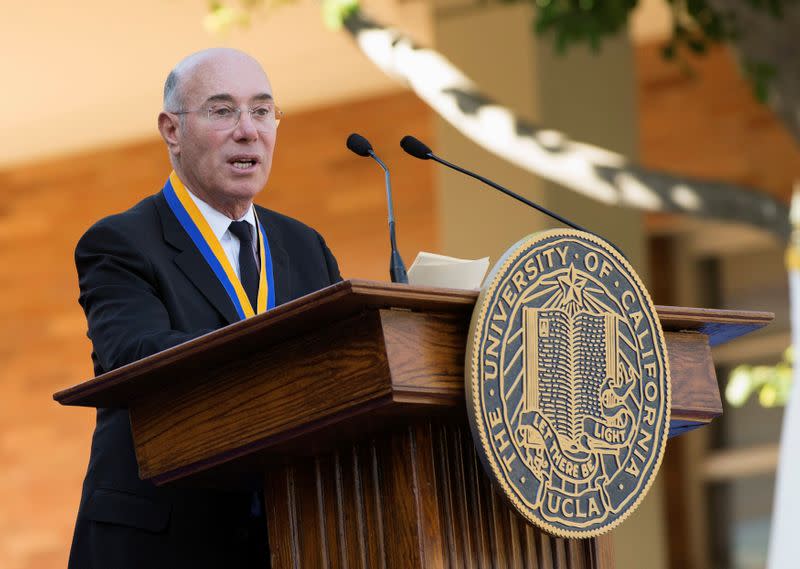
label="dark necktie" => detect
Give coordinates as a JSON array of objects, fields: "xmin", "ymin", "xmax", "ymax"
[{"xmin": 228, "ymin": 220, "xmax": 259, "ymax": 311}]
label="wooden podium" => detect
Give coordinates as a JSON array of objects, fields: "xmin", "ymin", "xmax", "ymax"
[{"xmin": 54, "ymin": 280, "xmax": 772, "ymax": 568}]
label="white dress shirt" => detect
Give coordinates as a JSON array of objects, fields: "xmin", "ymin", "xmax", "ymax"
[{"xmin": 185, "ymin": 190, "xmax": 257, "ymax": 280}]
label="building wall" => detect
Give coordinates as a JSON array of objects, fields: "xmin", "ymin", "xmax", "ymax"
[{"xmin": 636, "ymin": 43, "xmax": 800, "ymax": 204}]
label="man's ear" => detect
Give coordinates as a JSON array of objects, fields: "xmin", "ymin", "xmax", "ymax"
[{"xmin": 158, "ymin": 112, "xmax": 181, "ymax": 156}]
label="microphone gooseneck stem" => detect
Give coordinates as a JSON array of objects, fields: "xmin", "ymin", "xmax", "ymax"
[
  {"xmin": 430, "ymin": 154, "xmax": 590, "ymax": 234},
  {"xmin": 369, "ymin": 150, "xmax": 408, "ymax": 284}
]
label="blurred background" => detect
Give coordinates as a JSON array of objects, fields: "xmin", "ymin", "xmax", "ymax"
[{"xmin": 1, "ymin": 0, "xmax": 798, "ymax": 567}]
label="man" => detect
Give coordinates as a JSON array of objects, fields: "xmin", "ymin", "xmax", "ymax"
[{"xmin": 68, "ymin": 48, "xmax": 341, "ymax": 568}]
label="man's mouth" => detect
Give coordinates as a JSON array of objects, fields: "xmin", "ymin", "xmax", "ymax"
[{"xmin": 229, "ymin": 156, "xmax": 260, "ymax": 170}]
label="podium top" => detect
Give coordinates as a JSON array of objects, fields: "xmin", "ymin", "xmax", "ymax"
[{"xmin": 54, "ymin": 279, "xmax": 772, "ymax": 409}]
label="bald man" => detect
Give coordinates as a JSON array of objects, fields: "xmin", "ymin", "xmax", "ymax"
[{"xmin": 68, "ymin": 49, "xmax": 341, "ymax": 568}]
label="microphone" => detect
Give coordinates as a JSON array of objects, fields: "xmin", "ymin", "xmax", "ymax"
[
  {"xmin": 346, "ymin": 133, "xmax": 408, "ymax": 284},
  {"xmin": 400, "ymin": 135, "xmax": 589, "ymax": 233},
  {"xmin": 346, "ymin": 133, "xmax": 372, "ymax": 157},
  {"xmin": 399, "ymin": 136, "xmax": 432, "ymax": 160}
]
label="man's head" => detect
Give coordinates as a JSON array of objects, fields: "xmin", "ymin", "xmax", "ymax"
[{"xmin": 158, "ymin": 48, "xmax": 278, "ymax": 217}]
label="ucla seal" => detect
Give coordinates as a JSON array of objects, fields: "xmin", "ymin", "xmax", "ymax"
[{"xmin": 466, "ymin": 230, "xmax": 670, "ymax": 538}]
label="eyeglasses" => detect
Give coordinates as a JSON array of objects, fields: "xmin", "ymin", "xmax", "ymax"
[{"xmin": 171, "ymin": 103, "xmax": 283, "ymax": 131}]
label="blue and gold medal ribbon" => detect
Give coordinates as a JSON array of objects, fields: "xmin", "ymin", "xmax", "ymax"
[{"xmin": 162, "ymin": 171, "xmax": 275, "ymax": 319}]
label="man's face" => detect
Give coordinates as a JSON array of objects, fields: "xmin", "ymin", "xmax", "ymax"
[{"xmin": 169, "ymin": 54, "xmax": 277, "ymax": 209}]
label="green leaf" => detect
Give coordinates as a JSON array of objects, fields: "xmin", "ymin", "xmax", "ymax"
[
  {"xmin": 726, "ymin": 366, "xmax": 757, "ymax": 407},
  {"xmin": 743, "ymin": 60, "xmax": 777, "ymax": 103},
  {"xmin": 687, "ymin": 37, "xmax": 707, "ymax": 54},
  {"xmin": 725, "ymin": 347, "xmax": 794, "ymax": 408},
  {"xmin": 686, "ymin": 0, "xmax": 708, "ymax": 16},
  {"xmin": 322, "ymin": 0, "xmax": 360, "ymax": 30}
]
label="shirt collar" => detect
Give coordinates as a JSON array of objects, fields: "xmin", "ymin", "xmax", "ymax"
[{"xmin": 185, "ymin": 189, "xmax": 256, "ymax": 241}]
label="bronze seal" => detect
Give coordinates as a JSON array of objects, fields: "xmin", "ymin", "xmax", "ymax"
[{"xmin": 466, "ymin": 230, "xmax": 670, "ymax": 538}]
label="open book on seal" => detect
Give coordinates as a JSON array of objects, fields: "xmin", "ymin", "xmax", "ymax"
[{"xmin": 407, "ymin": 252, "xmax": 490, "ymax": 290}]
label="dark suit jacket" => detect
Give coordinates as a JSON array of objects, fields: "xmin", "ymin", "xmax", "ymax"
[{"xmin": 68, "ymin": 190, "xmax": 341, "ymax": 569}]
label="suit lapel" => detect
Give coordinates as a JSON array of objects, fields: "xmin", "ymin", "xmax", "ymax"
[
  {"xmin": 155, "ymin": 192, "xmax": 241, "ymax": 325},
  {"xmin": 257, "ymin": 207, "xmax": 291, "ymax": 307},
  {"xmin": 270, "ymin": 240, "xmax": 291, "ymax": 307}
]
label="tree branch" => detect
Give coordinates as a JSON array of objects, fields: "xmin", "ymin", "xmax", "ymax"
[{"xmin": 343, "ymin": 10, "xmax": 790, "ymax": 240}]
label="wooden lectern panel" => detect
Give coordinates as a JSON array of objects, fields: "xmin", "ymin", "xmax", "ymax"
[
  {"xmin": 115, "ymin": 305, "xmax": 733, "ymax": 486},
  {"xmin": 265, "ymin": 420, "xmax": 611, "ymax": 569}
]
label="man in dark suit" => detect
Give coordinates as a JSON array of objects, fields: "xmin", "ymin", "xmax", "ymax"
[{"xmin": 68, "ymin": 48, "xmax": 341, "ymax": 568}]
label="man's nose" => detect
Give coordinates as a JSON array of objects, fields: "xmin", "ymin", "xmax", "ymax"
[{"xmin": 233, "ymin": 110, "xmax": 259, "ymax": 141}]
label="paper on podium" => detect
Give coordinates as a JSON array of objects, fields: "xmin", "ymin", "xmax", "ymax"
[{"xmin": 407, "ymin": 252, "xmax": 490, "ymax": 290}]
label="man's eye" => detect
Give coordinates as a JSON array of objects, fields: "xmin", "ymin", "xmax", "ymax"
[
  {"xmin": 210, "ymin": 107, "xmax": 234, "ymax": 118},
  {"xmin": 251, "ymin": 106, "xmax": 272, "ymax": 119}
]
